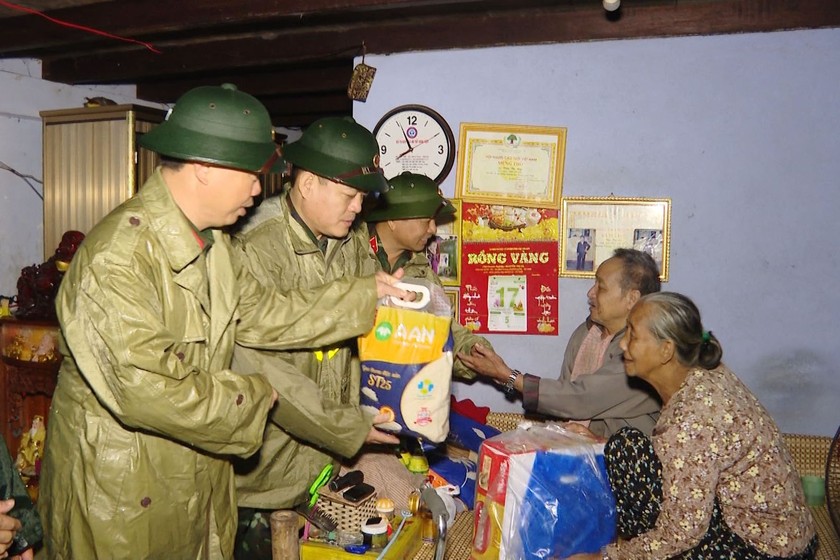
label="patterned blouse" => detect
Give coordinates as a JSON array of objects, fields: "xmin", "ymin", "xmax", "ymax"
[{"xmin": 607, "ymin": 364, "xmax": 816, "ymax": 559}]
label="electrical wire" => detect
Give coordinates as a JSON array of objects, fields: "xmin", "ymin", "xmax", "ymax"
[
  {"xmin": 0, "ymin": 160, "xmax": 43, "ymax": 200},
  {"xmin": 0, "ymin": 0, "xmax": 161, "ymax": 53}
]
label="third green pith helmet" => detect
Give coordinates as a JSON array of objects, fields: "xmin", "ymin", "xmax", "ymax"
[
  {"xmin": 283, "ymin": 116, "xmax": 388, "ymax": 193},
  {"xmin": 366, "ymin": 172, "xmax": 456, "ymax": 222},
  {"xmin": 139, "ymin": 83, "xmax": 284, "ymax": 173}
]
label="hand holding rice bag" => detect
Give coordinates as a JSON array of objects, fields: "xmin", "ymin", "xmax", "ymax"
[{"xmin": 358, "ymin": 279, "xmax": 454, "ymax": 443}]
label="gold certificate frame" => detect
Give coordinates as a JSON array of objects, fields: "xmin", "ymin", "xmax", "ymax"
[
  {"xmin": 426, "ymin": 198, "xmax": 462, "ymax": 287},
  {"xmin": 455, "ymin": 123, "xmax": 566, "ymax": 209},
  {"xmin": 560, "ymin": 197, "xmax": 671, "ymax": 281}
]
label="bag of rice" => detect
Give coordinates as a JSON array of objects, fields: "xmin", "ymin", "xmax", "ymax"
[{"xmin": 358, "ymin": 279, "xmax": 454, "ymax": 443}]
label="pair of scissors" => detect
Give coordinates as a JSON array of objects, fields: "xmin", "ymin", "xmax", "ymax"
[{"xmin": 308, "ymin": 463, "xmax": 334, "ymax": 507}]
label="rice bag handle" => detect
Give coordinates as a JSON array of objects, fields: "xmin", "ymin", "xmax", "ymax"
[
  {"xmin": 388, "ymin": 281, "xmax": 431, "ymax": 310},
  {"xmin": 421, "ymin": 483, "xmax": 449, "ymax": 560}
]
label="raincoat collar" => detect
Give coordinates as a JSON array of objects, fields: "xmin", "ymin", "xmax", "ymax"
[
  {"xmin": 287, "ymin": 195, "xmax": 328, "ymax": 254},
  {"xmin": 280, "ymin": 194, "xmax": 352, "ymax": 262},
  {"xmin": 368, "ymin": 229, "xmax": 414, "ymax": 274},
  {"xmin": 139, "ymin": 169, "xmax": 210, "ymax": 273}
]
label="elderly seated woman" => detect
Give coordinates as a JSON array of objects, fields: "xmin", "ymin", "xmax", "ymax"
[{"xmin": 569, "ymin": 291, "xmax": 817, "ymax": 560}]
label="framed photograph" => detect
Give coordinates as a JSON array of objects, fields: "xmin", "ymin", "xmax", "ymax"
[
  {"xmin": 444, "ymin": 287, "xmax": 460, "ymax": 322},
  {"xmin": 426, "ymin": 198, "xmax": 462, "ymax": 286},
  {"xmin": 560, "ymin": 197, "xmax": 671, "ymax": 280},
  {"xmin": 454, "ymin": 123, "xmax": 566, "ymax": 208}
]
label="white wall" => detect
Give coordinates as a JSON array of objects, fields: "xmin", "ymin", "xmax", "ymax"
[
  {"xmin": 0, "ymin": 59, "xmax": 163, "ymax": 298},
  {"xmin": 354, "ymin": 28, "xmax": 840, "ymax": 436}
]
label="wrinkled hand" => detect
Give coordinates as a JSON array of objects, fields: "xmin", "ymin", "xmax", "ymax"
[
  {"xmin": 560, "ymin": 422, "xmax": 604, "ymax": 442},
  {"xmin": 365, "ymin": 412, "xmax": 400, "ymax": 445},
  {"xmin": 0, "ymin": 500, "xmax": 22, "ymax": 558},
  {"xmin": 456, "ymin": 343, "xmax": 512, "ymax": 383},
  {"xmin": 374, "ymin": 269, "xmax": 415, "ymax": 302}
]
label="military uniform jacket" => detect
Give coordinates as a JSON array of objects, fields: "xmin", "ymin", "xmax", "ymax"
[
  {"xmin": 232, "ymin": 194, "xmax": 380, "ymax": 510},
  {"xmin": 39, "ymin": 171, "xmax": 378, "ymax": 560}
]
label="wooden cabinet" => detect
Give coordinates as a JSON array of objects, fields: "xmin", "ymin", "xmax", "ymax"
[
  {"xmin": 0, "ymin": 318, "xmax": 60, "ymax": 459},
  {"xmin": 40, "ymin": 104, "xmax": 165, "ymax": 259}
]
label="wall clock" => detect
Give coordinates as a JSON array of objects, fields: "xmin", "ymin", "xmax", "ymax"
[{"xmin": 373, "ymin": 104, "xmax": 455, "ymax": 185}]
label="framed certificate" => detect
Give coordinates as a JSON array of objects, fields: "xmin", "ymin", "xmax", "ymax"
[
  {"xmin": 560, "ymin": 197, "xmax": 671, "ymax": 280},
  {"xmin": 454, "ymin": 123, "xmax": 566, "ymax": 208}
]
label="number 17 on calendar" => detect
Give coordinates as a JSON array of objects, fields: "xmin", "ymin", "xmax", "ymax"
[{"xmin": 487, "ymin": 275, "xmax": 527, "ymax": 332}]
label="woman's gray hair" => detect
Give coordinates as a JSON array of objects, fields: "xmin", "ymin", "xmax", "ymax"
[{"xmin": 638, "ymin": 291, "xmax": 723, "ymax": 369}]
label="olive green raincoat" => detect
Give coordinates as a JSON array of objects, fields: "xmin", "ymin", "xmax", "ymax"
[
  {"xmin": 39, "ymin": 171, "xmax": 378, "ymax": 560},
  {"xmin": 232, "ymin": 194, "xmax": 379, "ymax": 510}
]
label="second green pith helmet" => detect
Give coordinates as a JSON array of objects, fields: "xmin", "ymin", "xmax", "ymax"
[
  {"xmin": 283, "ymin": 117, "xmax": 388, "ymax": 193},
  {"xmin": 139, "ymin": 83, "xmax": 284, "ymax": 173},
  {"xmin": 366, "ymin": 172, "xmax": 456, "ymax": 222}
]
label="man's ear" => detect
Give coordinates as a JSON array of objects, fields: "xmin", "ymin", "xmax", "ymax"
[
  {"xmin": 193, "ymin": 162, "xmax": 212, "ymax": 185},
  {"xmin": 297, "ymin": 170, "xmax": 317, "ymax": 198},
  {"xmin": 626, "ymin": 288, "xmax": 642, "ymax": 310}
]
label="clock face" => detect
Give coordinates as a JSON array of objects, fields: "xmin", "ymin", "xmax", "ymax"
[{"xmin": 373, "ymin": 104, "xmax": 455, "ymax": 184}]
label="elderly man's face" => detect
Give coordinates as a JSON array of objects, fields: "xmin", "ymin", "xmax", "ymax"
[{"xmin": 586, "ymin": 257, "xmax": 637, "ymax": 335}]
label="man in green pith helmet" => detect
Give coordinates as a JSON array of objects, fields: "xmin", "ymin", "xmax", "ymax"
[
  {"xmin": 366, "ymin": 171, "xmax": 492, "ymax": 380},
  {"xmin": 231, "ymin": 116, "xmax": 403, "ymax": 560},
  {"xmin": 38, "ymin": 85, "xmax": 409, "ymax": 560}
]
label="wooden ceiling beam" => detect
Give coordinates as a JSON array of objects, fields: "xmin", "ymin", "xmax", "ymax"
[
  {"xmin": 135, "ymin": 63, "xmax": 354, "ymax": 104},
  {"xmin": 269, "ymin": 110, "xmax": 352, "ymax": 129},
  {"xmin": 261, "ymin": 92, "xmax": 352, "ymax": 116},
  {"xmin": 0, "ymin": 0, "xmax": 509, "ymax": 55},
  {"xmin": 41, "ymin": 0, "xmax": 840, "ymax": 85}
]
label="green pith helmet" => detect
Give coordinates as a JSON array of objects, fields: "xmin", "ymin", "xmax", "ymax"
[
  {"xmin": 366, "ymin": 172, "xmax": 456, "ymax": 222},
  {"xmin": 139, "ymin": 83, "xmax": 284, "ymax": 173},
  {"xmin": 283, "ymin": 116, "xmax": 387, "ymax": 193}
]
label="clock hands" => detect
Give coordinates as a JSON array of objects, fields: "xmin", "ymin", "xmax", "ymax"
[
  {"xmin": 397, "ymin": 122, "xmax": 414, "ymax": 159},
  {"xmin": 398, "ymin": 122, "xmax": 413, "ymax": 148}
]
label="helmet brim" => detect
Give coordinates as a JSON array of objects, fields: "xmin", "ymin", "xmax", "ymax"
[
  {"xmin": 140, "ymin": 124, "xmax": 285, "ymax": 174},
  {"xmin": 366, "ymin": 197, "xmax": 456, "ymax": 222},
  {"xmin": 284, "ymin": 139, "xmax": 387, "ymax": 193}
]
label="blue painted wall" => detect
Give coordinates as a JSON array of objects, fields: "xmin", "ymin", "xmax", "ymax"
[{"xmin": 354, "ymin": 29, "xmax": 840, "ymax": 436}]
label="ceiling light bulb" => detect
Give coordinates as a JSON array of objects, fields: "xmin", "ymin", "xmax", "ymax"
[{"xmin": 603, "ymin": 0, "xmax": 620, "ymax": 11}]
